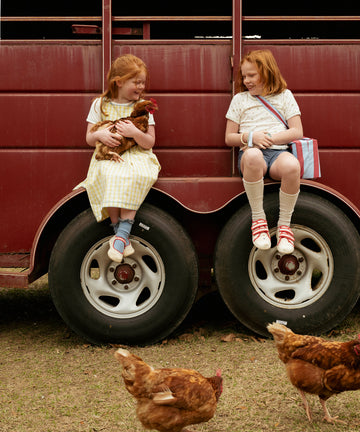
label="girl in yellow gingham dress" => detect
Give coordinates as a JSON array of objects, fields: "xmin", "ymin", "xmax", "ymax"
[{"xmin": 76, "ymin": 54, "xmax": 161, "ymax": 263}]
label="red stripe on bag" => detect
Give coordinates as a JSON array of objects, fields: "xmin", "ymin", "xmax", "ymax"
[
  {"xmin": 295, "ymin": 141, "xmax": 305, "ymax": 178},
  {"xmin": 312, "ymin": 139, "xmax": 320, "ymax": 178}
]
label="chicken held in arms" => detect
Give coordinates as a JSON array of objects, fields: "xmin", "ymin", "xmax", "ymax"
[
  {"xmin": 267, "ymin": 322, "xmax": 360, "ymax": 424},
  {"xmin": 92, "ymin": 98, "xmax": 158, "ymax": 162},
  {"xmin": 114, "ymin": 348, "xmax": 222, "ymax": 432}
]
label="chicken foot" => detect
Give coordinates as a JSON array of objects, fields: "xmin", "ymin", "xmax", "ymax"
[
  {"xmin": 319, "ymin": 399, "xmax": 346, "ymax": 424},
  {"xmin": 108, "ymin": 151, "xmax": 124, "ymax": 163}
]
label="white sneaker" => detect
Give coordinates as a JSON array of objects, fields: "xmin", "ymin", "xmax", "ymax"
[
  {"xmin": 251, "ymin": 219, "xmax": 271, "ymax": 250},
  {"xmin": 108, "ymin": 236, "xmax": 135, "ymax": 262},
  {"xmin": 277, "ymin": 226, "xmax": 295, "ymax": 254}
]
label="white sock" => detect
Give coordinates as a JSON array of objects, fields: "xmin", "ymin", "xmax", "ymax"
[
  {"xmin": 278, "ymin": 189, "xmax": 299, "ymax": 227},
  {"xmin": 243, "ymin": 178, "xmax": 266, "ymax": 221}
]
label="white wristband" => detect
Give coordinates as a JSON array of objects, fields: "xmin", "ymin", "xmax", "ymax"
[{"xmin": 248, "ymin": 131, "xmax": 253, "ymax": 148}]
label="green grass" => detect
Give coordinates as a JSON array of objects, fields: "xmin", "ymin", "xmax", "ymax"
[{"xmin": 1, "ymin": 278, "xmax": 360, "ymax": 432}]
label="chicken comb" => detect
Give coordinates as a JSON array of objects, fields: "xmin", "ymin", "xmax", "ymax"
[
  {"xmin": 147, "ymin": 98, "xmax": 158, "ymax": 114},
  {"xmin": 149, "ymin": 97, "xmax": 158, "ymax": 107},
  {"xmin": 216, "ymin": 369, "xmax": 222, "ymax": 377}
]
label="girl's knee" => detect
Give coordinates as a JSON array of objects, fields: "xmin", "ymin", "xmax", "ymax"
[
  {"xmin": 283, "ymin": 158, "xmax": 301, "ymax": 178},
  {"xmin": 242, "ymin": 148, "xmax": 264, "ymax": 166},
  {"xmin": 277, "ymin": 154, "xmax": 301, "ymax": 176}
]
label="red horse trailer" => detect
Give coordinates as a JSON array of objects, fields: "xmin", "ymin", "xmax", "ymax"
[{"xmin": 1, "ymin": 0, "xmax": 360, "ymax": 344}]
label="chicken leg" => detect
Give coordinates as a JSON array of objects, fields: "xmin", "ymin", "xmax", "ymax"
[
  {"xmin": 298, "ymin": 389, "xmax": 312, "ymax": 422},
  {"xmin": 319, "ymin": 398, "xmax": 345, "ymax": 424}
]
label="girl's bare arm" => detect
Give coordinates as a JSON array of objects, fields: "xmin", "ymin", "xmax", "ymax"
[
  {"xmin": 115, "ymin": 122, "xmax": 156, "ymax": 150},
  {"xmin": 85, "ymin": 122, "xmax": 122, "ymax": 148}
]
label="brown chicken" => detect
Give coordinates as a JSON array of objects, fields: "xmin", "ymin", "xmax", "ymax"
[
  {"xmin": 267, "ymin": 322, "xmax": 360, "ymax": 423},
  {"xmin": 92, "ymin": 98, "xmax": 158, "ymax": 162},
  {"xmin": 114, "ymin": 348, "xmax": 223, "ymax": 432}
]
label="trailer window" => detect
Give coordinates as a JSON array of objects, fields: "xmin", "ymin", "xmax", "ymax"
[{"xmin": 1, "ymin": 1, "xmax": 359, "ymax": 40}]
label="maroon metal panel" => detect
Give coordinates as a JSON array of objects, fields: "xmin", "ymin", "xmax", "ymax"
[
  {"xmin": 295, "ymin": 94, "xmax": 360, "ymax": 148},
  {"xmin": 0, "ymin": 40, "xmax": 231, "ymax": 93},
  {"xmin": 0, "ymin": 41, "xmax": 102, "ymax": 92},
  {"xmin": 0, "ymin": 150, "xmax": 91, "ymax": 252},
  {"xmin": 113, "ymin": 40, "xmax": 232, "ymax": 92},
  {"xmin": 0, "ymin": 94, "xmax": 94, "ymax": 149},
  {"xmin": 243, "ymin": 40, "xmax": 360, "ymax": 92},
  {"xmin": 155, "ymin": 149, "xmax": 232, "ymax": 177},
  {"xmin": 153, "ymin": 93, "xmax": 231, "ymax": 149}
]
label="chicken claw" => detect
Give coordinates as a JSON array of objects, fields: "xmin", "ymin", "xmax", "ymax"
[
  {"xmin": 320, "ymin": 399, "xmax": 346, "ymax": 424},
  {"xmin": 108, "ymin": 151, "xmax": 124, "ymax": 163}
]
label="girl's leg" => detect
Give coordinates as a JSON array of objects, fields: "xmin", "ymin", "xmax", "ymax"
[
  {"xmin": 241, "ymin": 149, "xmax": 270, "ymax": 250},
  {"xmin": 107, "ymin": 208, "xmax": 136, "ymax": 262},
  {"xmin": 107, "ymin": 207, "xmax": 121, "ymax": 224},
  {"xmin": 269, "ymin": 152, "xmax": 301, "ymax": 253}
]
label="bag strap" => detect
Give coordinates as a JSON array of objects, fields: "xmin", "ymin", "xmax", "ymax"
[{"xmin": 255, "ymin": 95, "xmax": 289, "ymax": 129}]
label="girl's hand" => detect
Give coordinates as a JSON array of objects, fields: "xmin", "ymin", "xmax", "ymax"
[
  {"xmin": 97, "ymin": 124, "xmax": 122, "ymax": 148},
  {"xmin": 115, "ymin": 120, "xmax": 138, "ymax": 138},
  {"xmin": 252, "ymin": 131, "xmax": 274, "ymax": 149}
]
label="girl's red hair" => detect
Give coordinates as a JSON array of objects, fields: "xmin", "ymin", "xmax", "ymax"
[
  {"xmin": 236, "ymin": 49, "xmax": 287, "ymax": 95},
  {"xmin": 99, "ymin": 54, "xmax": 149, "ymax": 115}
]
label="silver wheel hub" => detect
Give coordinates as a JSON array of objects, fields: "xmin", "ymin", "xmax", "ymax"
[
  {"xmin": 80, "ymin": 235, "xmax": 165, "ymax": 319},
  {"xmin": 249, "ymin": 225, "xmax": 334, "ymax": 309}
]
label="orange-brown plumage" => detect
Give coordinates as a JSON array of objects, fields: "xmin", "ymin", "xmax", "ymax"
[
  {"xmin": 114, "ymin": 348, "xmax": 222, "ymax": 432},
  {"xmin": 92, "ymin": 99, "xmax": 158, "ymax": 162},
  {"xmin": 268, "ymin": 322, "xmax": 360, "ymax": 423}
]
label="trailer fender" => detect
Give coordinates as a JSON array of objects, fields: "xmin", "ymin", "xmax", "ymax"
[{"xmin": 28, "ymin": 188, "xmax": 90, "ymax": 283}]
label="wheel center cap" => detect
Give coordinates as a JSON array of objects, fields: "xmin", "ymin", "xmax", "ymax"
[
  {"xmin": 114, "ymin": 264, "xmax": 135, "ymax": 284},
  {"xmin": 278, "ymin": 255, "xmax": 299, "ymax": 275}
]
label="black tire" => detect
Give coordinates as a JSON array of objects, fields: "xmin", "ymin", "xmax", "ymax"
[
  {"xmin": 214, "ymin": 191, "xmax": 360, "ymax": 336},
  {"xmin": 48, "ymin": 203, "xmax": 198, "ymax": 345}
]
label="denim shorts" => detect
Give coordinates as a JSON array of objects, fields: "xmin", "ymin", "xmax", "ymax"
[{"xmin": 237, "ymin": 148, "xmax": 290, "ymax": 177}]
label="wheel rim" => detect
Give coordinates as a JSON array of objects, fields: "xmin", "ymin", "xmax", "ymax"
[
  {"xmin": 80, "ymin": 235, "xmax": 165, "ymax": 319},
  {"xmin": 248, "ymin": 224, "xmax": 334, "ymax": 309}
]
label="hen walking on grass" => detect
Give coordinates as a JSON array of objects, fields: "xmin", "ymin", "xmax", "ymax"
[
  {"xmin": 114, "ymin": 348, "xmax": 222, "ymax": 432},
  {"xmin": 268, "ymin": 322, "xmax": 360, "ymax": 424}
]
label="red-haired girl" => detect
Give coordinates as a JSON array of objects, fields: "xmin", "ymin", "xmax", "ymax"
[
  {"xmin": 225, "ymin": 49, "xmax": 303, "ymax": 254},
  {"xmin": 76, "ymin": 54, "xmax": 160, "ymax": 262}
]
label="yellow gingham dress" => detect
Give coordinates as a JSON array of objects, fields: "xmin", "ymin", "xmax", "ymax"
[{"xmin": 75, "ymin": 98, "xmax": 161, "ymax": 222}]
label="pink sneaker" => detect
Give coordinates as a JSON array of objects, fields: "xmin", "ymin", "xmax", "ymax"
[
  {"xmin": 277, "ymin": 226, "xmax": 295, "ymax": 254},
  {"xmin": 108, "ymin": 236, "xmax": 135, "ymax": 262},
  {"xmin": 251, "ymin": 219, "xmax": 271, "ymax": 250}
]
